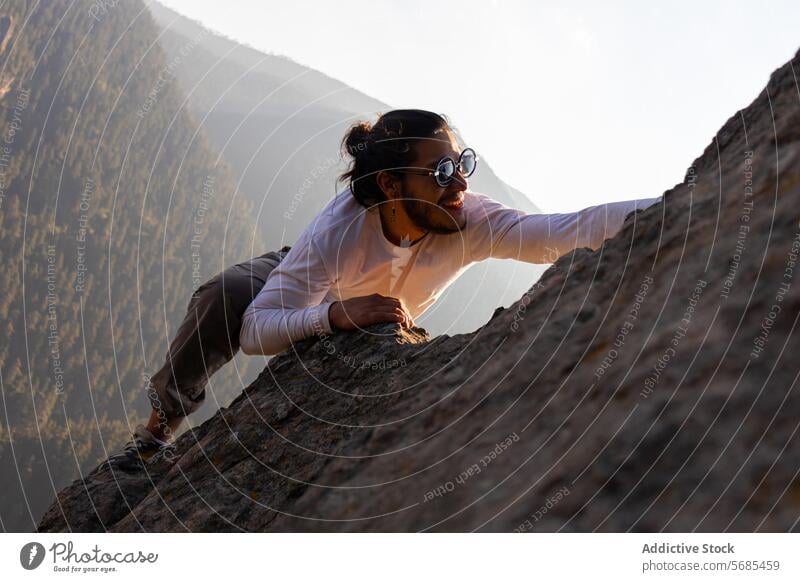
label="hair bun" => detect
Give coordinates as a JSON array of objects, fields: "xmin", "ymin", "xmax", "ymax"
[
  {"xmin": 338, "ymin": 109, "xmax": 451, "ymax": 209},
  {"xmin": 343, "ymin": 121, "xmax": 372, "ymax": 158}
]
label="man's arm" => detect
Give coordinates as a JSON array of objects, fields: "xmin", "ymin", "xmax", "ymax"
[
  {"xmin": 239, "ymin": 237, "xmax": 335, "ymax": 356},
  {"xmin": 467, "ymin": 192, "xmax": 661, "ymax": 264}
]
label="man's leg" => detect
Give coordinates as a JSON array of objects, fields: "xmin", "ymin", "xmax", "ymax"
[
  {"xmin": 102, "ymin": 246, "xmax": 291, "ymax": 469},
  {"xmin": 145, "ymin": 409, "xmax": 184, "ymax": 444},
  {"xmin": 146, "ymin": 245, "xmax": 292, "ymax": 442}
]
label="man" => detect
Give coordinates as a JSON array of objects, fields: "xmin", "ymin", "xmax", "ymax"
[{"xmin": 104, "ymin": 109, "xmax": 660, "ymax": 469}]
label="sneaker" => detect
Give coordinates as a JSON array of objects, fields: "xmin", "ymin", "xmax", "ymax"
[{"xmin": 98, "ymin": 425, "xmax": 174, "ymax": 472}]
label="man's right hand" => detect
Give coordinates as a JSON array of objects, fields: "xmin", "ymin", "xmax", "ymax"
[{"xmin": 328, "ymin": 294, "xmax": 415, "ymax": 331}]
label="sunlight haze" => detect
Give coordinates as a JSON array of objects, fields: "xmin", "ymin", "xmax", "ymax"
[{"xmin": 155, "ymin": 0, "xmax": 799, "ymax": 211}]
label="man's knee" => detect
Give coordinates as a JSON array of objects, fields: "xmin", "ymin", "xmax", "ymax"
[
  {"xmin": 191, "ymin": 270, "xmax": 257, "ymax": 318},
  {"xmin": 186, "ymin": 250, "xmax": 286, "ymax": 341}
]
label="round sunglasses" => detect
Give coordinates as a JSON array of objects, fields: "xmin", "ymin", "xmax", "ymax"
[{"xmin": 398, "ymin": 147, "xmax": 478, "ymax": 187}]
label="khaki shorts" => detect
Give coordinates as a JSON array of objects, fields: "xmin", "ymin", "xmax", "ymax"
[{"xmin": 146, "ymin": 246, "xmax": 290, "ymax": 419}]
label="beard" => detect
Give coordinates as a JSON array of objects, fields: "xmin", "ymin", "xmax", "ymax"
[{"xmin": 400, "ymin": 189, "xmax": 467, "ymax": 235}]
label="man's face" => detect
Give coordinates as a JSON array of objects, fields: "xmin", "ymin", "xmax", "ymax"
[{"xmin": 397, "ymin": 130, "xmax": 469, "ymax": 235}]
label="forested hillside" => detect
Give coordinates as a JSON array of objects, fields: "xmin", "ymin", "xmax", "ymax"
[{"xmin": 0, "ymin": 0, "xmax": 262, "ymax": 531}]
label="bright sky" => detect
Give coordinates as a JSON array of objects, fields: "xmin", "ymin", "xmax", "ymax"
[{"xmin": 157, "ymin": 0, "xmax": 799, "ymax": 212}]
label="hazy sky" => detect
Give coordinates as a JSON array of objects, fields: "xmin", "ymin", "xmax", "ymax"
[{"xmin": 156, "ymin": 0, "xmax": 799, "ymax": 212}]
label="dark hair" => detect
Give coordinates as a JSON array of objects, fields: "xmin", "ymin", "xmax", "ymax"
[{"xmin": 339, "ymin": 109, "xmax": 451, "ymax": 208}]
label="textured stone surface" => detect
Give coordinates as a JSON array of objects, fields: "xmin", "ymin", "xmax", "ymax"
[{"xmin": 39, "ymin": 48, "xmax": 800, "ymax": 532}]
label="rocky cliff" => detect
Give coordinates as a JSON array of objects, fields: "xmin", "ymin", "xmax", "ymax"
[{"xmin": 39, "ymin": 48, "xmax": 800, "ymax": 532}]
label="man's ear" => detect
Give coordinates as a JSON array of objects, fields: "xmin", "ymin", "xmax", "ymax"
[{"xmin": 376, "ymin": 170, "xmax": 400, "ymax": 200}]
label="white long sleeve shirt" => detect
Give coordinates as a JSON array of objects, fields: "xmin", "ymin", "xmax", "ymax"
[{"xmin": 239, "ymin": 187, "xmax": 661, "ymax": 355}]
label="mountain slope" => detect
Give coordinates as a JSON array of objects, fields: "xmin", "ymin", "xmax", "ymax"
[{"xmin": 38, "ymin": 48, "xmax": 800, "ymax": 532}]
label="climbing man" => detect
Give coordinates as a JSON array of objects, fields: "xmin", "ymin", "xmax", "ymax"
[{"xmin": 103, "ymin": 109, "xmax": 660, "ymax": 469}]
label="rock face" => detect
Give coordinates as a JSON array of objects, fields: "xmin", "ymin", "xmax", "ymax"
[{"xmin": 39, "ymin": 49, "xmax": 800, "ymax": 532}]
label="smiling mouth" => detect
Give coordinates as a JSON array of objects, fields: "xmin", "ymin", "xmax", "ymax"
[{"xmin": 440, "ymin": 193, "xmax": 464, "ymax": 210}]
